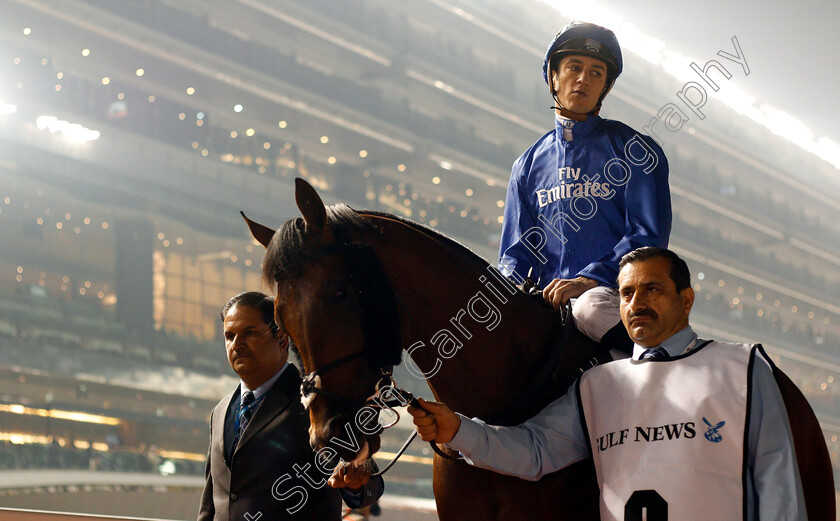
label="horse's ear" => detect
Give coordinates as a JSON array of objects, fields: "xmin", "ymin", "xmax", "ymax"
[
  {"xmin": 295, "ymin": 178, "xmax": 332, "ymax": 240},
  {"xmin": 240, "ymin": 211, "xmax": 275, "ymax": 248}
]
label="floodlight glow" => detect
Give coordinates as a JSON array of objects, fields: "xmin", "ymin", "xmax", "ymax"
[
  {"xmin": 0, "ymin": 100, "xmax": 16, "ymax": 115},
  {"xmin": 158, "ymin": 459, "xmax": 177, "ymax": 476},
  {"xmin": 619, "ymin": 23, "xmax": 665, "ymax": 66},
  {"xmin": 36, "ymin": 115, "xmax": 101, "ymax": 142},
  {"xmin": 818, "ymin": 137, "xmax": 840, "ymax": 160},
  {"xmin": 433, "ymin": 80, "xmax": 455, "ymax": 94},
  {"xmin": 537, "ymin": 0, "xmax": 840, "ymax": 169},
  {"xmin": 158, "ymin": 449, "xmax": 206, "ymax": 462},
  {"xmin": 0, "ymin": 403, "xmax": 121, "ymax": 425}
]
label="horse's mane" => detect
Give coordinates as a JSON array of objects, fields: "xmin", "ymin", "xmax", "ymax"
[
  {"xmin": 263, "ymin": 204, "xmax": 418, "ymax": 373},
  {"xmin": 358, "ymin": 210, "xmax": 492, "ymax": 271},
  {"xmin": 261, "ymin": 203, "xmax": 378, "ymax": 285},
  {"xmin": 262, "ymin": 205, "xmax": 492, "ymax": 286}
]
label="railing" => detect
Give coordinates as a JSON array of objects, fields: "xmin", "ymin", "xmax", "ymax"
[
  {"xmin": 0, "ymin": 495, "xmax": 439, "ymax": 521},
  {"xmin": 0, "ymin": 509, "xmax": 179, "ymax": 521}
]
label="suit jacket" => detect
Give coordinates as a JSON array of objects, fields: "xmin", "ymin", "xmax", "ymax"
[{"xmin": 197, "ymin": 367, "xmax": 383, "ymax": 521}]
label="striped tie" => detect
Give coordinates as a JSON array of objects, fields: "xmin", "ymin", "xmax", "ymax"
[
  {"xmin": 641, "ymin": 347, "xmax": 669, "ymax": 361},
  {"xmin": 232, "ymin": 390, "xmax": 256, "ymax": 450}
]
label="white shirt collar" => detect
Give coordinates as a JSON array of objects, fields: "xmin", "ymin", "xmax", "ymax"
[
  {"xmin": 555, "ymin": 114, "xmax": 575, "ymax": 141},
  {"xmin": 632, "ymin": 326, "xmax": 698, "ymax": 360},
  {"xmin": 240, "ymin": 362, "xmax": 289, "ymax": 400}
]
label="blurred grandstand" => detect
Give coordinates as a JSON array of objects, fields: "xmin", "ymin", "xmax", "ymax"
[{"xmin": 0, "ymin": 0, "xmax": 837, "ymax": 517}]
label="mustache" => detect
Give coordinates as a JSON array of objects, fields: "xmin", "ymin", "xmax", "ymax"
[{"xmin": 630, "ymin": 309, "xmax": 658, "ymax": 320}]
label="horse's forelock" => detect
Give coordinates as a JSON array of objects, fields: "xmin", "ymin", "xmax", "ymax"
[
  {"xmin": 259, "ymin": 204, "xmax": 400, "ymax": 369},
  {"xmin": 260, "ymin": 204, "xmax": 379, "ymax": 288},
  {"xmin": 261, "ymin": 217, "xmax": 306, "ymax": 287}
]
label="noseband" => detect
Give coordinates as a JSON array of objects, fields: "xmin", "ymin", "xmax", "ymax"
[
  {"xmin": 300, "ymin": 349, "xmax": 370, "ymax": 411},
  {"xmin": 301, "ymin": 349, "xmax": 446, "ymax": 475},
  {"xmin": 297, "ymin": 236, "xmax": 402, "ymax": 411}
]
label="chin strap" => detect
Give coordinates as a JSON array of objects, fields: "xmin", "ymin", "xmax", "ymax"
[
  {"xmin": 548, "ymin": 71, "xmax": 607, "ymax": 121},
  {"xmin": 549, "ymin": 103, "xmax": 594, "ymax": 121}
]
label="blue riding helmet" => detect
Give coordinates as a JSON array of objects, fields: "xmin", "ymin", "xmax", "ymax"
[{"xmin": 543, "ymin": 21, "xmax": 623, "ymax": 113}]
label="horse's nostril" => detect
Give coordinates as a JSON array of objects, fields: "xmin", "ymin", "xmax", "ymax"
[{"xmin": 323, "ymin": 415, "xmax": 368, "ymax": 462}]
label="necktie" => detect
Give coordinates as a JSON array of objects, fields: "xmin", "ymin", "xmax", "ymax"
[
  {"xmin": 641, "ymin": 346, "xmax": 669, "ymax": 361},
  {"xmin": 233, "ymin": 390, "xmax": 256, "ymax": 450}
]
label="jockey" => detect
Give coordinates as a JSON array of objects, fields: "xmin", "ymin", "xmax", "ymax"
[{"xmin": 498, "ymin": 22, "xmax": 672, "ymax": 355}]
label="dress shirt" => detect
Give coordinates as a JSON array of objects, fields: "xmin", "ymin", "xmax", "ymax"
[
  {"xmin": 630, "ymin": 325, "xmax": 697, "ymax": 360},
  {"xmin": 240, "ymin": 364, "xmax": 365, "ymax": 502},
  {"xmin": 448, "ymin": 326, "xmax": 807, "ymax": 521},
  {"xmin": 227, "ymin": 363, "xmax": 290, "ymax": 461},
  {"xmin": 240, "ymin": 362, "xmax": 289, "ymax": 401}
]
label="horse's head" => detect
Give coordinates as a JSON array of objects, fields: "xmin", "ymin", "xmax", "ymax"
[{"xmin": 243, "ymin": 179, "xmax": 402, "ymax": 463}]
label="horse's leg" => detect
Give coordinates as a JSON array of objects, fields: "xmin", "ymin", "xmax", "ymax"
[
  {"xmin": 433, "ymin": 458, "xmax": 501, "ymax": 520},
  {"xmin": 489, "ymin": 462, "xmax": 600, "ymax": 521},
  {"xmin": 432, "ymin": 456, "xmax": 600, "ymax": 521},
  {"xmin": 774, "ymin": 367, "xmax": 836, "ymax": 521}
]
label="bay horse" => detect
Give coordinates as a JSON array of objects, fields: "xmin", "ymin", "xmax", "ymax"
[{"xmin": 245, "ymin": 178, "xmax": 835, "ymax": 521}]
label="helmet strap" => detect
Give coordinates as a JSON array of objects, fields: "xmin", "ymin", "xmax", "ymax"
[
  {"xmin": 551, "ymin": 102, "xmax": 594, "ymax": 121},
  {"xmin": 548, "ymin": 71, "xmax": 613, "ymax": 121},
  {"xmin": 548, "ymin": 74, "xmax": 592, "ymax": 122}
]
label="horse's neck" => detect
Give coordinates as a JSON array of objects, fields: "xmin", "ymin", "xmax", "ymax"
[{"xmin": 369, "ymin": 218, "xmax": 560, "ymax": 417}]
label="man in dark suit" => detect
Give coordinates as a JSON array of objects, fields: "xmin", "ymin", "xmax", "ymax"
[{"xmin": 198, "ymin": 292, "xmax": 383, "ymax": 521}]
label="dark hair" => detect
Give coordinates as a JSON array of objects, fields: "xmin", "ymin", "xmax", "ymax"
[
  {"xmin": 618, "ymin": 247, "xmax": 691, "ymax": 292},
  {"xmin": 258, "ymin": 205, "xmax": 490, "ymax": 373},
  {"xmin": 220, "ymin": 291, "xmax": 279, "ymax": 335},
  {"xmin": 261, "ymin": 204, "xmax": 379, "ymax": 286}
]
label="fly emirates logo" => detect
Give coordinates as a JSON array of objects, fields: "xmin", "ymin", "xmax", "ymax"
[{"xmin": 536, "ymin": 167, "xmax": 612, "ymax": 208}]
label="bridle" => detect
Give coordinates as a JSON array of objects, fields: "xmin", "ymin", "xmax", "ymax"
[
  {"xmin": 300, "ymin": 349, "xmax": 371, "ymax": 411},
  {"xmin": 300, "ymin": 348, "xmax": 458, "ymax": 476},
  {"xmin": 294, "ymin": 245, "xmax": 597, "ymax": 477},
  {"xmin": 293, "ymin": 234, "xmax": 461, "ymax": 476}
]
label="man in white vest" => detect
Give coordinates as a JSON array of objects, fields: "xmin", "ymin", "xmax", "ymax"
[{"xmin": 409, "ymin": 247, "xmax": 807, "ymax": 520}]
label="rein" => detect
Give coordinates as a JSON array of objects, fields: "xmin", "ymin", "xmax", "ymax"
[
  {"xmin": 295, "ymin": 221, "xmax": 603, "ymax": 475},
  {"xmin": 301, "ymin": 355, "xmax": 457, "ymax": 475},
  {"xmin": 300, "ymin": 350, "xmax": 369, "ymax": 411},
  {"xmin": 481, "ymin": 274, "xmax": 610, "ymax": 426},
  {"xmin": 297, "ymin": 234, "xmax": 458, "ymax": 474}
]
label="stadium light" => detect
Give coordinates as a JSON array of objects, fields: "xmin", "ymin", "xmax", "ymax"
[
  {"xmin": 0, "ymin": 100, "xmax": 17, "ymax": 115},
  {"xmin": 196, "ymin": 250, "xmax": 233, "ymax": 262},
  {"xmin": 0, "ymin": 403, "xmax": 121, "ymax": 426},
  {"xmin": 36, "ymin": 115, "xmax": 100, "ymax": 143},
  {"xmin": 538, "ymin": 0, "xmax": 840, "ymax": 169},
  {"xmin": 158, "ymin": 459, "xmax": 177, "ymax": 476},
  {"xmin": 239, "ymin": 0, "xmax": 391, "ymax": 67}
]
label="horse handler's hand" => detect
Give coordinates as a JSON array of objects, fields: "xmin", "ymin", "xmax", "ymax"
[
  {"xmin": 328, "ymin": 459, "xmax": 372, "ymax": 490},
  {"xmin": 543, "ymin": 276, "xmax": 598, "ymax": 308},
  {"xmin": 407, "ymin": 398, "xmax": 461, "ymax": 444}
]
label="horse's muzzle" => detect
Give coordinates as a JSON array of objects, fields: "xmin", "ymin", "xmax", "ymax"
[{"xmin": 311, "ymin": 414, "xmax": 379, "ymax": 462}]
